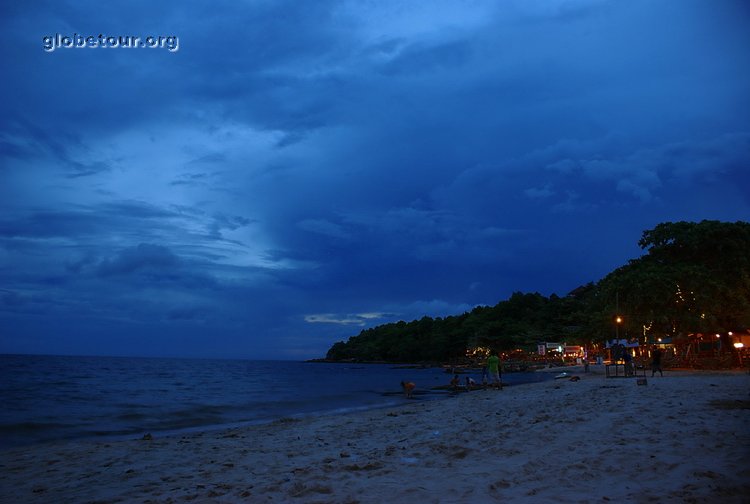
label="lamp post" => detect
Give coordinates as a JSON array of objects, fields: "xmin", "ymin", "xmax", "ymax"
[
  {"xmin": 615, "ymin": 316, "xmax": 623, "ymax": 340},
  {"xmin": 614, "ymin": 290, "xmax": 622, "ymax": 341}
]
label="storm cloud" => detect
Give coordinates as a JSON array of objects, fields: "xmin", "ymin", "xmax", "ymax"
[{"xmin": 1, "ymin": 0, "xmax": 748, "ymax": 358}]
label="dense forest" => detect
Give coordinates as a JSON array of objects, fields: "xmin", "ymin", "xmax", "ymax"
[{"xmin": 325, "ymin": 221, "xmax": 750, "ymax": 363}]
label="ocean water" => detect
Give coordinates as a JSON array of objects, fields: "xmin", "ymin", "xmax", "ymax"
[{"xmin": 0, "ymin": 355, "xmax": 553, "ymax": 449}]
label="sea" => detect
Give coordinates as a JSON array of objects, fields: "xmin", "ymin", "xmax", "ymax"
[{"xmin": 0, "ymin": 354, "xmax": 554, "ymax": 449}]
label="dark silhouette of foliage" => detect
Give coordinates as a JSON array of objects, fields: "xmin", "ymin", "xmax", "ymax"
[
  {"xmin": 325, "ymin": 221, "xmax": 750, "ymax": 362},
  {"xmin": 595, "ymin": 220, "xmax": 750, "ymax": 338}
]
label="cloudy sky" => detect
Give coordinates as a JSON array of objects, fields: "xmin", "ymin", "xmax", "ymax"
[{"xmin": 1, "ymin": 0, "xmax": 748, "ymax": 359}]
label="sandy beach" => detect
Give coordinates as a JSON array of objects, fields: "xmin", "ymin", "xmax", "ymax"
[{"xmin": 1, "ymin": 367, "xmax": 748, "ymax": 503}]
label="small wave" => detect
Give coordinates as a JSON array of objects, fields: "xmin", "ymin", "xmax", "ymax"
[
  {"xmin": 0, "ymin": 421, "xmax": 72, "ymax": 434},
  {"xmin": 116, "ymin": 412, "xmax": 148, "ymax": 421},
  {"xmin": 0, "ymin": 421, "xmax": 79, "ymax": 449}
]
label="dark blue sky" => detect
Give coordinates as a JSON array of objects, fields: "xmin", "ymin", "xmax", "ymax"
[{"xmin": 1, "ymin": 0, "xmax": 749, "ymax": 359}]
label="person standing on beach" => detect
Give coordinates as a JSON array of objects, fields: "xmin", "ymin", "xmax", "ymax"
[
  {"xmin": 486, "ymin": 352, "xmax": 502, "ymax": 390},
  {"xmin": 651, "ymin": 347, "xmax": 663, "ymax": 377},
  {"xmin": 623, "ymin": 349, "xmax": 634, "ymax": 376}
]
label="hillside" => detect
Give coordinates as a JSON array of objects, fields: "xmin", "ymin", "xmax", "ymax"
[{"xmin": 325, "ymin": 221, "xmax": 750, "ymax": 363}]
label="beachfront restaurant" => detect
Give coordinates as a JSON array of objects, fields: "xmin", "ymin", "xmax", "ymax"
[
  {"xmin": 563, "ymin": 345, "xmax": 584, "ymax": 360},
  {"xmin": 536, "ymin": 342, "xmax": 586, "ymax": 364},
  {"xmin": 605, "ymin": 338, "xmax": 640, "ymax": 361},
  {"xmin": 638, "ymin": 331, "xmax": 748, "ymax": 368},
  {"xmin": 680, "ymin": 331, "xmax": 749, "ymax": 367}
]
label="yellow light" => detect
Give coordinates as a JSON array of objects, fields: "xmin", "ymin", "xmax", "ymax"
[
  {"xmin": 716, "ymin": 334, "xmax": 721, "ymax": 338},
  {"xmin": 728, "ymin": 332, "xmax": 733, "ymax": 336},
  {"xmin": 616, "ymin": 316, "xmax": 622, "ymax": 324},
  {"xmin": 733, "ymin": 342, "xmax": 744, "ymax": 348},
  {"xmin": 657, "ymin": 338, "xmax": 662, "ymax": 342}
]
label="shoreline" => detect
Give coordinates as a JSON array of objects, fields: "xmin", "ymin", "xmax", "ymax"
[
  {"xmin": 0, "ymin": 365, "xmax": 556, "ymax": 451},
  {"xmin": 1, "ymin": 370, "xmax": 748, "ymax": 503}
]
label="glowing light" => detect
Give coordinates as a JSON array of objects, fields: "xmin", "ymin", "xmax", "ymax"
[
  {"xmin": 734, "ymin": 343, "xmax": 744, "ymax": 349},
  {"xmin": 716, "ymin": 334, "xmax": 721, "ymax": 338},
  {"xmin": 466, "ymin": 346, "xmax": 492, "ymax": 358},
  {"xmin": 657, "ymin": 338, "xmax": 662, "ymax": 342},
  {"xmin": 616, "ymin": 316, "xmax": 622, "ymax": 324}
]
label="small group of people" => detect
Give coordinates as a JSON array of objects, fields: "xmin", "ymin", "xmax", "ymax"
[
  {"xmin": 448, "ymin": 351, "xmax": 503, "ymax": 392},
  {"xmin": 402, "ymin": 352, "xmax": 504, "ymax": 398},
  {"xmin": 403, "ymin": 347, "xmax": 664, "ymax": 398},
  {"xmin": 450, "ymin": 374, "xmax": 479, "ymax": 390},
  {"xmin": 616, "ymin": 344, "xmax": 664, "ymax": 378}
]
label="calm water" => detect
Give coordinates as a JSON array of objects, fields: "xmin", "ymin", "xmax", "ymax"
[{"xmin": 0, "ymin": 355, "xmax": 552, "ymax": 448}]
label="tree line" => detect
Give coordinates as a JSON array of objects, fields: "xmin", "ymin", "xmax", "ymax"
[{"xmin": 325, "ymin": 221, "xmax": 750, "ymax": 363}]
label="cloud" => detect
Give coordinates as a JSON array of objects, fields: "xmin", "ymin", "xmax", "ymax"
[
  {"xmin": 336, "ymin": 0, "xmax": 495, "ymax": 44},
  {"xmin": 297, "ymin": 218, "xmax": 350, "ymax": 240},
  {"xmin": 1, "ymin": 0, "xmax": 749, "ymax": 359},
  {"xmin": 542, "ymin": 132, "xmax": 750, "ymax": 202},
  {"xmin": 304, "ymin": 300, "xmax": 475, "ymax": 329},
  {"xmin": 304, "ymin": 313, "xmax": 390, "ymax": 326},
  {"xmin": 166, "ymin": 306, "xmax": 209, "ymax": 321},
  {"xmin": 170, "ymin": 172, "xmax": 211, "ymax": 187},
  {"xmin": 524, "ymin": 184, "xmax": 554, "ymax": 199},
  {"xmin": 379, "ymin": 40, "xmax": 473, "ymax": 76},
  {"xmin": 1, "ymin": 289, "xmax": 28, "ymax": 308},
  {"xmin": 96, "ymin": 244, "xmax": 180, "ymax": 276},
  {"xmin": 207, "ymin": 213, "xmax": 253, "ymax": 240}
]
